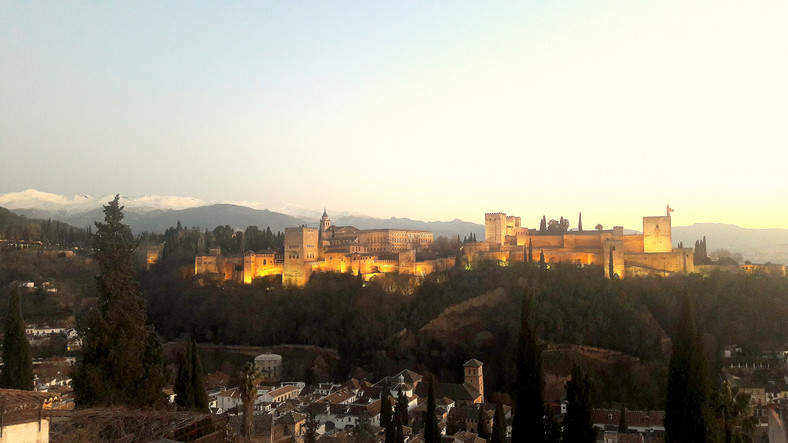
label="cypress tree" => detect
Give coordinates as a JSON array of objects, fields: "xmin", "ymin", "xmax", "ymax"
[
  {"xmin": 73, "ymin": 195, "xmax": 166, "ymax": 407},
  {"xmin": 477, "ymin": 405, "xmax": 490, "ymax": 439},
  {"xmin": 396, "ymin": 388, "xmax": 409, "ymax": 427},
  {"xmin": 239, "ymin": 362, "xmax": 262, "ymax": 438},
  {"xmin": 562, "ymin": 365, "xmax": 595, "ymax": 443},
  {"xmin": 395, "ymin": 413, "xmax": 404, "ymax": 443},
  {"xmin": 539, "ymin": 250, "xmax": 545, "ymax": 269},
  {"xmin": 665, "ymin": 295, "xmax": 711, "ymax": 442},
  {"xmin": 578, "ymin": 212, "xmax": 583, "ymax": 232},
  {"xmin": 513, "ymin": 289, "xmax": 545, "ymax": 440},
  {"xmin": 608, "ymin": 246, "xmax": 615, "ymax": 278},
  {"xmin": 528, "ymin": 239, "xmax": 533, "ymax": 263},
  {"xmin": 618, "ymin": 405, "xmax": 627, "ymax": 433},
  {"xmin": 191, "ymin": 340, "xmax": 209, "ymax": 412},
  {"xmin": 424, "ymin": 376, "xmax": 440, "ymax": 443},
  {"xmin": 539, "ymin": 216, "xmax": 547, "ymax": 232},
  {"xmin": 174, "ymin": 343, "xmax": 194, "ymax": 408},
  {"xmin": 544, "ymin": 404, "xmax": 561, "ymax": 443},
  {"xmin": 0, "ymin": 287, "xmax": 34, "ymax": 390},
  {"xmin": 491, "ymin": 401, "xmax": 506, "ymax": 443},
  {"xmin": 381, "ymin": 392, "xmax": 394, "ymax": 443}
]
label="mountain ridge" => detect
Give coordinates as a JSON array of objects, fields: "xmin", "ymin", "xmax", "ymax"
[{"xmin": 3, "ymin": 190, "xmax": 787, "ymax": 263}]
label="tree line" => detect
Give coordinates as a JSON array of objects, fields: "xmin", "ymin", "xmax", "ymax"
[{"xmin": 0, "ymin": 206, "xmax": 92, "ymax": 248}]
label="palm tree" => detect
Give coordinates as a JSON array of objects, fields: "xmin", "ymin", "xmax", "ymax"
[
  {"xmin": 239, "ymin": 362, "xmax": 263, "ymax": 438},
  {"xmin": 716, "ymin": 380, "xmax": 757, "ymax": 443}
]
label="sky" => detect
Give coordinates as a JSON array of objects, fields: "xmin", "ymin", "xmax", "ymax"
[{"xmin": 2, "ymin": 1, "xmax": 787, "ymax": 230}]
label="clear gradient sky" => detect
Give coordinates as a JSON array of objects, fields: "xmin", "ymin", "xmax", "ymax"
[{"xmin": 2, "ymin": 2, "xmax": 787, "ymax": 230}]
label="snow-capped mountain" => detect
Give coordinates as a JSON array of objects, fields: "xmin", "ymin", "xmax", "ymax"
[
  {"xmin": 0, "ymin": 189, "xmax": 99, "ymax": 214},
  {"xmin": 0, "ymin": 189, "xmax": 373, "ymax": 220},
  {"xmin": 0, "ymin": 189, "xmax": 484, "ymax": 239}
]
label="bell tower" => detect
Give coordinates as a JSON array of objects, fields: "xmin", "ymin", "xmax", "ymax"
[
  {"xmin": 320, "ymin": 208, "xmax": 331, "ymax": 233},
  {"xmin": 464, "ymin": 359, "xmax": 484, "ymax": 402}
]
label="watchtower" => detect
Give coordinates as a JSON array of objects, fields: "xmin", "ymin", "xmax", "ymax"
[{"xmin": 464, "ymin": 359, "xmax": 484, "ymax": 402}]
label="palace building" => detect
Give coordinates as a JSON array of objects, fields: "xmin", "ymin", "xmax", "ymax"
[
  {"xmin": 196, "ymin": 210, "xmax": 453, "ymax": 287},
  {"xmin": 466, "ymin": 207, "xmax": 694, "ymax": 277}
]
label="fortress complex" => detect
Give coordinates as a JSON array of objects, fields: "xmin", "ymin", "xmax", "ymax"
[
  {"xmin": 196, "ymin": 210, "xmax": 454, "ymax": 286},
  {"xmin": 282, "ymin": 210, "xmax": 452, "ymax": 286},
  {"xmin": 466, "ymin": 208, "xmax": 694, "ymax": 278}
]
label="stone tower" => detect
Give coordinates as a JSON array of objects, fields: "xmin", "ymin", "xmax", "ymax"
[
  {"xmin": 464, "ymin": 359, "xmax": 484, "ymax": 402},
  {"xmin": 320, "ymin": 208, "xmax": 331, "ymax": 233}
]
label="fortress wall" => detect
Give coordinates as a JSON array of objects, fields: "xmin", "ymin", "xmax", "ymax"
[
  {"xmin": 622, "ymin": 235, "xmax": 645, "ymax": 254},
  {"xmin": 530, "ymin": 235, "xmax": 564, "ymax": 249},
  {"xmin": 643, "ymin": 216, "xmax": 672, "ymax": 253},
  {"xmin": 625, "ymin": 249, "xmax": 694, "ymax": 276},
  {"xmin": 542, "ymin": 250, "xmax": 602, "ymax": 265},
  {"xmin": 509, "ymin": 249, "xmax": 526, "ymax": 263},
  {"xmin": 603, "ymin": 240, "xmax": 625, "ymax": 278},
  {"xmin": 475, "ymin": 250, "xmax": 510, "ymax": 263}
]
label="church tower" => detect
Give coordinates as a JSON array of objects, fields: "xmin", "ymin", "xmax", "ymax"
[
  {"xmin": 320, "ymin": 208, "xmax": 331, "ymax": 233},
  {"xmin": 464, "ymin": 359, "xmax": 484, "ymax": 402}
]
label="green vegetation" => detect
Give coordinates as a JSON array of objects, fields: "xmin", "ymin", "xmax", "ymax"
[
  {"xmin": 73, "ymin": 196, "xmax": 166, "ymax": 407},
  {"xmin": 423, "ymin": 376, "xmax": 440, "ymax": 443},
  {"xmin": 562, "ymin": 365, "xmax": 595, "ymax": 443},
  {"xmin": 512, "ymin": 291, "xmax": 545, "ymax": 441},
  {"xmin": 238, "ymin": 362, "xmax": 262, "ymax": 438},
  {"xmin": 665, "ymin": 296, "xmax": 711, "ymax": 442},
  {"xmin": 0, "ymin": 286, "xmax": 34, "ymax": 390},
  {"xmin": 491, "ymin": 401, "xmax": 506, "ymax": 443},
  {"xmin": 142, "ymin": 258, "xmax": 788, "ymax": 410},
  {"xmin": 0, "ymin": 206, "xmax": 92, "ymax": 248},
  {"xmin": 174, "ymin": 339, "xmax": 209, "ymax": 412}
]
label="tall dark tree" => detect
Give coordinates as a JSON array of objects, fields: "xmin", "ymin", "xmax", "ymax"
[
  {"xmin": 578, "ymin": 212, "xmax": 583, "ymax": 232},
  {"xmin": 395, "ymin": 413, "xmax": 405, "ymax": 443},
  {"xmin": 491, "ymin": 401, "xmax": 507, "ymax": 443},
  {"xmin": 424, "ymin": 376, "xmax": 440, "ymax": 443},
  {"xmin": 73, "ymin": 195, "xmax": 166, "ymax": 407},
  {"xmin": 304, "ymin": 410, "xmax": 319, "ymax": 443},
  {"xmin": 665, "ymin": 295, "xmax": 712, "ymax": 442},
  {"xmin": 544, "ymin": 405, "xmax": 561, "ymax": 443},
  {"xmin": 381, "ymin": 392, "xmax": 395, "ymax": 443},
  {"xmin": 539, "ymin": 250, "xmax": 546, "ymax": 269},
  {"xmin": 190, "ymin": 340, "xmax": 209, "ymax": 412},
  {"xmin": 176, "ymin": 340, "xmax": 209, "ymax": 411},
  {"xmin": 539, "ymin": 216, "xmax": 547, "ymax": 232},
  {"xmin": 477, "ymin": 405, "xmax": 490, "ymax": 439},
  {"xmin": 396, "ymin": 388, "xmax": 409, "ymax": 428},
  {"xmin": 0, "ymin": 287, "xmax": 34, "ymax": 390},
  {"xmin": 528, "ymin": 239, "xmax": 533, "ymax": 263},
  {"xmin": 513, "ymin": 289, "xmax": 545, "ymax": 440},
  {"xmin": 562, "ymin": 365, "xmax": 595, "ymax": 443},
  {"xmin": 608, "ymin": 246, "xmax": 615, "ymax": 278},
  {"xmin": 618, "ymin": 405, "xmax": 627, "ymax": 433},
  {"xmin": 174, "ymin": 344, "xmax": 195, "ymax": 408}
]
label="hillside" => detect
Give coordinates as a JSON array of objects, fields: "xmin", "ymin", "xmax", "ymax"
[{"xmin": 673, "ymin": 223, "xmax": 788, "ymax": 264}]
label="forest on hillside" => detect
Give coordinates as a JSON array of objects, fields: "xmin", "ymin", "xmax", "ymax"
[
  {"xmin": 0, "ymin": 206, "xmax": 93, "ymax": 247},
  {"xmin": 141, "ymin": 259, "xmax": 788, "ymax": 409}
]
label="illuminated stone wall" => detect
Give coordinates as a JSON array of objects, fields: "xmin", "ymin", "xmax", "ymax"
[
  {"xmin": 643, "ymin": 216, "xmax": 672, "ymax": 253},
  {"xmin": 625, "ymin": 248, "xmax": 695, "ymax": 276},
  {"xmin": 243, "ymin": 252, "xmax": 283, "ymax": 284},
  {"xmin": 283, "ymin": 227, "xmax": 319, "ymax": 287},
  {"xmin": 485, "ymin": 213, "xmax": 507, "ymax": 246}
]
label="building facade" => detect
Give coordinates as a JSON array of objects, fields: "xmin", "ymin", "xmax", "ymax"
[{"xmin": 470, "ymin": 209, "xmax": 694, "ymax": 278}]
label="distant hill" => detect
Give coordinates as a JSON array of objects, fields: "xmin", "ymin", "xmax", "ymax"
[
  {"xmin": 48, "ymin": 204, "xmax": 309, "ymax": 235},
  {"xmin": 333, "ymin": 215, "xmax": 484, "ymax": 239},
  {"xmin": 672, "ymin": 223, "xmax": 788, "ymax": 264}
]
